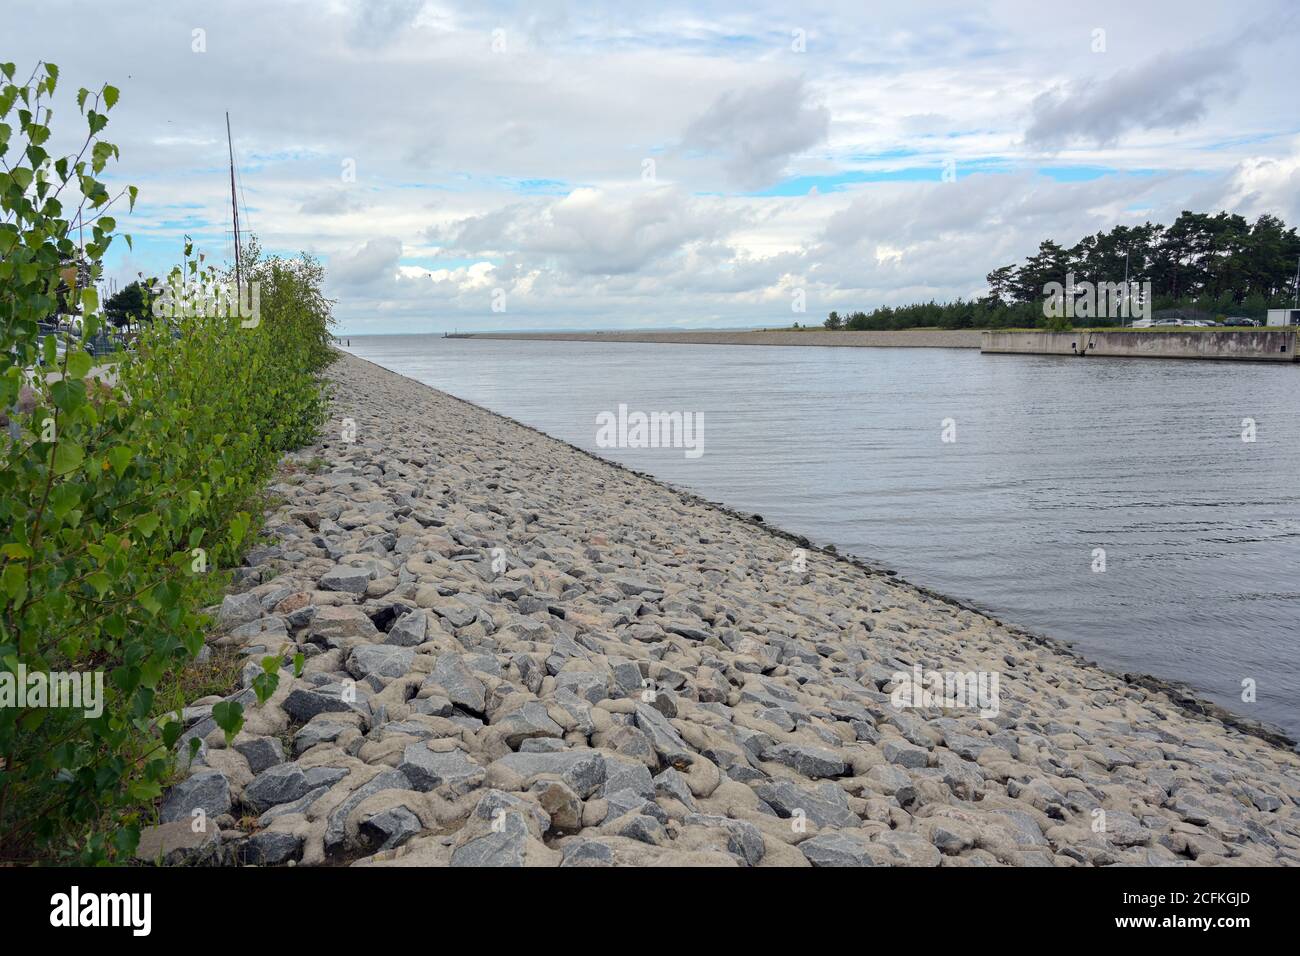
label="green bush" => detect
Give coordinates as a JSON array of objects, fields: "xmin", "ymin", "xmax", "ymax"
[{"xmin": 0, "ymin": 61, "xmax": 333, "ymax": 863}]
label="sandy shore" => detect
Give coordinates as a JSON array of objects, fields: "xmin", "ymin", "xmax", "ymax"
[
  {"xmin": 145, "ymin": 351, "xmax": 1300, "ymax": 867},
  {"xmin": 464, "ymin": 329, "xmax": 984, "ymax": 348}
]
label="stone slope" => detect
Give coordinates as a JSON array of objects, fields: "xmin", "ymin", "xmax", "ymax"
[{"xmin": 149, "ymin": 352, "xmax": 1300, "ymax": 867}]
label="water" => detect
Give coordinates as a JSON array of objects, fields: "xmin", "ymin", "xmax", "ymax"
[{"xmin": 343, "ymin": 334, "xmax": 1300, "ymax": 740}]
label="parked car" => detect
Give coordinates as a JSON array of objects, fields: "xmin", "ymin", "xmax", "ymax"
[
  {"xmin": 1223, "ymin": 317, "xmax": 1259, "ymax": 327},
  {"xmin": 1152, "ymin": 319, "xmax": 1182, "ymax": 327}
]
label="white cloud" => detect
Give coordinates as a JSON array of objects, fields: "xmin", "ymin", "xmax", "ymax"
[
  {"xmin": 1024, "ymin": 44, "xmax": 1241, "ymax": 149},
  {"xmin": 349, "ymin": 0, "xmax": 428, "ymax": 48},
  {"xmin": 329, "ymin": 237, "xmax": 403, "ymax": 286},
  {"xmin": 681, "ymin": 76, "xmax": 830, "ymax": 189},
  {"xmin": 1209, "ymin": 140, "xmax": 1300, "ymax": 224},
  {"xmin": 435, "ymin": 186, "xmax": 746, "ymax": 276},
  {"xmin": 299, "ymin": 188, "xmax": 367, "ymax": 216}
]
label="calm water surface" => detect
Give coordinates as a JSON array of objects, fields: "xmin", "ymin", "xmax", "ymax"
[{"xmin": 343, "ymin": 334, "xmax": 1300, "ymax": 740}]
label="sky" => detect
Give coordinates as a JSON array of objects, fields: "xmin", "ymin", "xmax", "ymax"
[{"xmin": 8, "ymin": 0, "xmax": 1300, "ymax": 334}]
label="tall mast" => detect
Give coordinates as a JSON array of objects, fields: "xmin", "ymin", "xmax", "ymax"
[{"xmin": 226, "ymin": 111, "xmax": 242, "ymax": 291}]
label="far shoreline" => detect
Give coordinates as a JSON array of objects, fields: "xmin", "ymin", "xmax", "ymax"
[{"xmin": 450, "ymin": 329, "xmax": 985, "ymax": 348}]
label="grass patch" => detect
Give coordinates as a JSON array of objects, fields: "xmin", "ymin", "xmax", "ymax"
[{"xmin": 160, "ymin": 647, "xmax": 246, "ymax": 709}]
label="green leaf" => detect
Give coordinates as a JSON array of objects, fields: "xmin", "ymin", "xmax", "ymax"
[
  {"xmin": 252, "ymin": 670, "xmax": 278, "ymax": 706},
  {"xmin": 140, "ymin": 654, "xmax": 167, "ymax": 688},
  {"xmin": 49, "ymin": 483, "xmax": 81, "ymax": 519},
  {"xmin": 103, "ymin": 85, "xmax": 119, "ymax": 110},
  {"xmin": 128, "ymin": 779, "xmax": 161, "ymax": 801},
  {"xmin": 108, "ymin": 445, "xmax": 132, "ymax": 475},
  {"xmin": 85, "ymin": 571, "xmax": 111, "ymax": 597},
  {"xmin": 112, "ymin": 826, "xmax": 141, "ymax": 860},
  {"xmin": 1, "ymin": 562, "xmax": 26, "ymax": 600},
  {"xmin": 228, "ymin": 511, "xmax": 251, "ymax": 549},
  {"xmin": 211, "ymin": 699, "xmax": 244, "ymax": 745},
  {"xmin": 50, "ymin": 379, "xmax": 85, "ymax": 415},
  {"xmin": 138, "ymin": 589, "xmax": 161, "ymax": 615},
  {"xmin": 110, "ymin": 664, "xmax": 140, "ymax": 695},
  {"xmin": 66, "ymin": 350, "xmax": 92, "ymax": 380},
  {"xmin": 52, "ymin": 441, "xmax": 84, "ymax": 475}
]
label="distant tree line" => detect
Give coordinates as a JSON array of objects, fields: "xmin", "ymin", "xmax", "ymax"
[
  {"xmin": 103, "ymin": 279, "xmax": 150, "ymax": 328},
  {"xmin": 824, "ymin": 210, "xmax": 1300, "ymax": 330}
]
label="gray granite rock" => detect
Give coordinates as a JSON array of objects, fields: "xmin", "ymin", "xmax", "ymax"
[
  {"xmin": 361, "ymin": 805, "xmax": 423, "ymax": 851},
  {"xmin": 245, "ymin": 763, "xmax": 317, "ymax": 813},
  {"xmin": 219, "ymin": 592, "xmax": 263, "ymax": 629},
  {"xmin": 753, "ymin": 779, "xmax": 858, "ymax": 829},
  {"xmin": 426, "ymin": 655, "xmax": 487, "ymax": 714},
  {"xmin": 347, "ymin": 644, "xmax": 415, "ymax": 680},
  {"xmin": 160, "ymin": 770, "xmax": 231, "ymax": 824},
  {"xmin": 684, "ymin": 813, "xmax": 765, "ymax": 866},
  {"xmin": 324, "ymin": 770, "xmax": 412, "ymax": 851},
  {"xmin": 493, "ymin": 750, "xmax": 606, "ymax": 799},
  {"xmin": 801, "ymin": 831, "xmax": 876, "ymax": 867},
  {"xmin": 882, "ymin": 738, "xmax": 929, "ymax": 769},
  {"xmin": 399, "ymin": 744, "xmax": 485, "ymax": 794},
  {"xmin": 243, "ymin": 829, "xmax": 304, "ymax": 865},
  {"xmin": 761, "ymin": 742, "xmax": 847, "ymax": 779},
  {"xmin": 234, "ymin": 735, "xmax": 285, "ymax": 774},
  {"xmin": 386, "ymin": 609, "xmax": 429, "ymax": 646},
  {"xmin": 320, "ymin": 565, "xmax": 372, "ymax": 594},
  {"xmin": 451, "ymin": 811, "xmax": 531, "ymax": 866},
  {"xmin": 493, "ymin": 700, "xmax": 564, "ymax": 748}
]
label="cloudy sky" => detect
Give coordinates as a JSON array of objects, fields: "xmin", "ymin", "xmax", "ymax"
[{"xmin": 11, "ymin": 0, "xmax": 1300, "ymax": 334}]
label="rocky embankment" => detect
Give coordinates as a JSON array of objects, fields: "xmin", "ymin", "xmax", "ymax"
[{"xmin": 143, "ymin": 352, "xmax": 1300, "ymax": 867}]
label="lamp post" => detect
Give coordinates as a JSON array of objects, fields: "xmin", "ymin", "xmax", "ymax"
[{"xmin": 1123, "ymin": 249, "xmax": 1130, "ymax": 327}]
